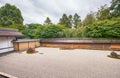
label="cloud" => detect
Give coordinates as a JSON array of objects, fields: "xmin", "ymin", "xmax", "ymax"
[{"xmin": 0, "ymin": 0, "xmax": 111, "ymax": 24}]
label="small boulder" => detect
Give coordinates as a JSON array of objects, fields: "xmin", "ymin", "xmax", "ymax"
[
  {"xmin": 110, "ymin": 51, "xmax": 118, "ymax": 57},
  {"xmin": 27, "ymin": 47, "xmax": 36, "ymax": 53}
]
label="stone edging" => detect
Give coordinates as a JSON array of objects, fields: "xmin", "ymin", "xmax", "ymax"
[{"xmin": 0, "ymin": 72, "xmax": 17, "ymax": 78}]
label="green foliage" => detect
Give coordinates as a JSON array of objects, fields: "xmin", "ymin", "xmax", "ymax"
[
  {"xmin": 40, "ymin": 25, "xmax": 63, "ymax": 38},
  {"xmin": 59, "ymin": 13, "xmax": 71, "ymax": 28},
  {"xmin": 96, "ymin": 5, "xmax": 110, "ymax": 20},
  {"xmin": 74, "ymin": 27, "xmax": 86, "ymax": 38},
  {"xmin": 83, "ymin": 12, "xmax": 96, "ymax": 26},
  {"xmin": 110, "ymin": 0, "xmax": 120, "ymax": 18},
  {"xmin": 21, "ymin": 23, "xmax": 42, "ymax": 38},
  {"xmin": 33, "ymin": 25, "xmax": 45, "ymax": 38},
  {"xmin": 22, "ymin": 24, "xmax": 64, "ymax": 38},
  {"xmin": 21, "ymin": 28, "xmax": 34, "ymax": 38},
  {"xmin": 0, "ymin": 3, "xmax": 23, "ymax": 26},
  {"xmin": 21, "ymin": 17, "xmax": 120, "ymax": 39},
  {"xmin": 68, "ymin": 15, "xmax": 73, "ymax": 28},
  {"xmin": 73, "ymin": 13, "xmax": 81, "ymax": 28},
  {"xmin": 44, "ymin": 17, "xmax": 52, "ymax": 25},
  {"xmin": 85, "ymin": 17, "xmax": 120, "ymax": 38},
  {"xmin": 0, "ymin": 3, "xmax": 25, "ymax": 31},
  {"xmin": 59, "ymin": 13, "xmax": 81, "ymax": 28},
  {"xmin": 28, "ymin": 23, "xmax": 42, "ymax": 29},
  {"xmin": 59, "ymin": 29, "xmax": 73, "ymax": 38},
  {"xmin": 59, "ymin": 27, "xmax": 85, "ymax": 38},
  {"xmin": 0, "ymin": 24, "xmax": 26, "ymax": 31},
  {"xmin": 95, "ymin": 0, "xmax": 120, "ymax": 19}
]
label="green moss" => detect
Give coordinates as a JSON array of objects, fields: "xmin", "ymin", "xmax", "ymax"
[
  {"xmin": 26, "ymin": 51, "xmax": 38, "ymax": 54},
  {"xmin": 59, "ymin": 48, "xmax": 74, "ymax": 50},
  {"xmin": 107, "ymin": 55, "xmax": 120, "ymax": 59}
]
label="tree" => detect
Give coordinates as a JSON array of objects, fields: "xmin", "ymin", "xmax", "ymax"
[
  {"xmin": 96, "ymin": 4, "xmax": 110, "ymax": 20},
  {"xmin": 21, "ymin": 23, "xmax": 42, "ymax": 39},
  {"xmin": 74, "ymin": 27, "xmax": 86, "ymax": 37},
  {"xmin": 59, "ymin": 27, "xmax": 85, "ymax": 38},
  {"xmin": 34, "ymin": 25, "xmax": 44, "ymax": 38},
  {"xmin": 85, "ymin": 17, "xmax": 120, "ymax": 38},
  {"xmin": 41, "ymin": 25, "xmax": 62, "ymax": 38},
  {"xmin": 83, "ymin": 12, "xmax": 96, "ymax": 26},
  {"xmin": 59, "ymin": 13, "xmax": 70, "ymax": 28},
  {"xmin": 68, "ymin": 15, "xmax": 73, "ymax": 28},
  {"xmin": 59, "ymin": 29, "xmax": 73, "ymax": 38},
  {"xmin": 73, "ymin": 13, "xmax": 81, "ymax": 28},
  {"xmin": 110, "ymin": 0, "xmax": 120, "ymax": 17},
  {"xmin": 0, "ymin": 3, "xmax": 23, "ymax": 26},
  {"xmin": 28, "ymin": 23, "xmax": 42, "ymax": 29},
  {"xmin": 44, "ymin": 17, "xmax": 52, "ymax": 25}
]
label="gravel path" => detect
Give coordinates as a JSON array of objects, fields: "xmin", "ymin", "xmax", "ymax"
[{"xmin": 0, "ymin": 47, "xmax": 120, "ymax": 78}]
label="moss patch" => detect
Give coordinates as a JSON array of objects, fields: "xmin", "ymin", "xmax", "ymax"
[
  {"xmin": 59, "ymin": 48, "xmax": 74, "ymax": 50},
  {"xmin": 26, "ymin": 51, "xmax": 38, "ymax": 54},
  {"xmin": 107, "ymin": 55, "xmax": 120, "ymax": 59}
]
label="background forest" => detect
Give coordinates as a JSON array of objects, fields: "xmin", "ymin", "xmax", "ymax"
[{"xmin": 0, "ymin": 0, "xmax": 120, "ymax": 38}]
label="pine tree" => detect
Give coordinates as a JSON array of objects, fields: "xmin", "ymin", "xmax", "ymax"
[
  {"xmin": 68, "ymin": 15, "xmax": 73, "ymax": 28},
  {"xmin": 59, "ymin": 13, "xmax": 70, "ymax": 28},
  {"xmin": 73, "ymin": 13, "xmax": 81, "ymax": 28},
  {"xmin": 44, "ymin": 17, "xmax": 52, "ymax": 25}
]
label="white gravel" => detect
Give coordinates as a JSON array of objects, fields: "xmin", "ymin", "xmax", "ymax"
[{"xmin": 0, "ymin": 47, "xmax": 120, "ymax": 78}]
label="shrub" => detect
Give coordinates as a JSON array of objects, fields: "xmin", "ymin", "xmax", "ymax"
[
  {"xmin": 85, "ymin": 17, "xmax": 120, "ymax": 38},
  {"xmin": 40, "ymin": 25, "xmax": 63, "ymax": 38},
  {"xmin": 59, "ymin": 27, "xmax": 85, "ymax": 38}
]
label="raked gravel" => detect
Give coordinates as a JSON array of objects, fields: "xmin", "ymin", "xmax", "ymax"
[{"xmin": 0, "ymin": 47, "xmax": 120, "ymax": 78}]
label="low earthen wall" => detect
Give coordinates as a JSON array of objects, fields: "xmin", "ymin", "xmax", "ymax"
[
  {"xmin": 13, "ymin": 39, "xmax": 40, "ymax": 51},
  {"xmin": 14, "ymin": 38, "xmax": 120, "ymax": 51},
  {"xmin": 40, "ymin": 38, "xmax": 120, "ymax": 50}
]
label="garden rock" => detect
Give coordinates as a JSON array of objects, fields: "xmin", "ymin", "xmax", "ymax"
[{"xmin": 111, "ymin": 51, "xmax": 118, "ymax": 57}]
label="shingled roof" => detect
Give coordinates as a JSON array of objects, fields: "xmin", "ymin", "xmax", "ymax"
[{"xmin": 0, "ymin": 28, "xmax": 23, "ymax": 37}]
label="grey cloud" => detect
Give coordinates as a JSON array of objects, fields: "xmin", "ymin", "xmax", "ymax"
[
  {"xmin": 0, "ymin": 0, "xmax": 112, "ymax": 24},
  {"xmin": 29, "ymin": 0, "xmax": 62, "ymax": 17}
]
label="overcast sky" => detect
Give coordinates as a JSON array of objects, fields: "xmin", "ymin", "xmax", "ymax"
[{"xmin": 0, "ymin": 0, "xmax": 111, "ymax": 24}]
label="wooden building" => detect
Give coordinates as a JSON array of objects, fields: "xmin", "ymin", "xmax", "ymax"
[{"xmin": 0, "ymin": 28, "xmax": 23, "ymax": 53}]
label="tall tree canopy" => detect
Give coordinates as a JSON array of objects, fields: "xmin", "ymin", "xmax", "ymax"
[
  {"xmin": 110, "ymin": 0, "xmax": 120, "ymax": 17},
  {"xmin": 0, "ymin": 3, "xmax": 23, "ymax": 26},
  {"xmin": 68, "ymin": 15, "xmax": 73, "ymax": 28},
  {"xmin": 44, "ymin": 17, "xmax": 52, "ymax": 25},
  {"xmin": 73, "ymin": 13, "xmax": 81, "ymax": 28},
  {"xmin": 59, "ymin": 13, "xmax": 70, "ymax": 28},
  {"xmin": 96, "ymin": 5, "xmax": 110, "ymax": 20},
  {"xmin": 83, "ymin": 12, "xmax": 96, "ymax": 26}
]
